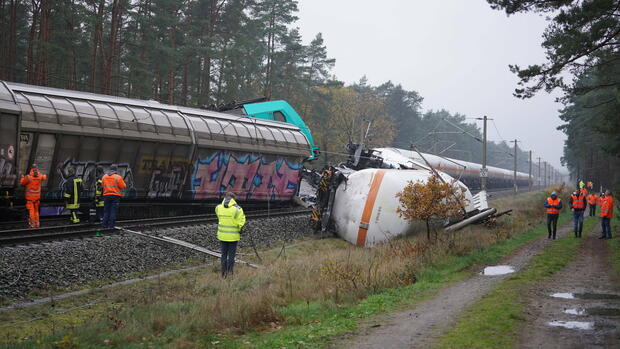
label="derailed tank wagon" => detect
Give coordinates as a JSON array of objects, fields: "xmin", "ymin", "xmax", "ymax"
[{"xmin": 0, "ymin": 81, "xmax": 316, "ymax": 219}]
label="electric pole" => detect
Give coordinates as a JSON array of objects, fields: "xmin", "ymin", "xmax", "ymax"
[
  {"xmin": 537, "ymin": 157, "xmax": 541, "ymax": 188},
  {"xmin": 476, "ymin": 115, "xmax": 489, "ymax": 191},
  {"xmin": 513, "ymin": 139, "xmax": 518, "ymax": 195},
  {"xmin": 544, "ymin": 161, "xmax": 547, "ymax": 188},
  {"xmin": 529, "ymin": 151, "xmax": 532, "ymax": 191}
]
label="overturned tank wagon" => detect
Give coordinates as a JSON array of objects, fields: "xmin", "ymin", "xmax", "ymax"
[
  {"xmin": 311, "ymin": 144, "xmax": 498, "ymax": 247},
  {"xmin": 331, "ymin": 168, "xmax": 478, "ymax": 246}
]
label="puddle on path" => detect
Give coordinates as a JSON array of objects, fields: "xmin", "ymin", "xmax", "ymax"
[
  {"xmin": 550, "ymin": 292, "xmax": 620, "ymax": 300},
  {"xmin": 547, "ymin": 320, "xmax": 594, "ymax": 330},
  {"xmin": 480, "ymin": 265, "xmax": 515, "ymax": 276},
  {"xmin": 551, "ymin": 293, "xmax": 575, "ymax": 299},
  {"xmin": 564, "ymin": 308, "xmax": 586, "ymax": 315}
]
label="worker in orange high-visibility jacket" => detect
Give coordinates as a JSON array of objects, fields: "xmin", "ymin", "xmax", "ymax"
[
  {"xmin": 101, "ymin": 164, "xmax": 126, "ymax": 229},
  {"xmin": 599, "ymin": 190, "xmax": 614, "ymax": 239},
  {"xmin": 544, "ymin": 191, "xmax": 562, "ymax": 239},
  {"xmin": 20, "ymin": 164, "xmax": 46, "ymax": 228},
  {"xmin": 569, "ymin": 189, "xmax": 586, "ymax": 238},
  {"xmin": 587, "ymin": 192, "xmax": 598, "ymax": 217}
]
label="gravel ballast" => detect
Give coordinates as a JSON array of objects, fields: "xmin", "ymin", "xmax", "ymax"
[{"xmin": 0, "ymin": 213, "xmax": 312, "ymax": 300}]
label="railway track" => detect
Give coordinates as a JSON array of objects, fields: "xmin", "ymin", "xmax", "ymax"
[{"xmin": 0, "ymin": 208, "xmax": 311, "ymax": 246}]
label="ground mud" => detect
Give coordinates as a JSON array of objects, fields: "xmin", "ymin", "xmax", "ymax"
[
  {"xmin": 332, "ymin": 224, "xmax": 572, "ymax": 349},
  {"xmin": 519, "ymin": 229, "xmax": 620, "ymax": 349}
]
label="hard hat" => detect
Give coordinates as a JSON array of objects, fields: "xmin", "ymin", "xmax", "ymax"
[{"xmin": 551, "ymin": 191, "xmax": 557, "ymax": 196}]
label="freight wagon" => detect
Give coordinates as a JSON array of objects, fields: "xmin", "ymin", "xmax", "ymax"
[{"xmin": 0, "ymin": 81, "xmax": 316, "ymax": 219}]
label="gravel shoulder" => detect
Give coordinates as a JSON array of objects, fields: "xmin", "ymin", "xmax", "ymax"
[
  {"xmin": 333, "ymin": 223, "xmax": 572, "ymax": 349},
  {"xmin": 518, "ymin": 224, "xmax": 620, "ymax": 349},
  {"xmin": 0, "ymin": 214, "xmax": 312, "ymax": 301}
]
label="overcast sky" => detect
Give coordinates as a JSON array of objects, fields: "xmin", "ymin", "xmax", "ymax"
[{"xmin": 297, "ymin": 0, "xmax": 566, "ymax": 171}]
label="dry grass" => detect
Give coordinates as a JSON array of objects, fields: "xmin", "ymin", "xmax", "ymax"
[{"xmin": 1, "ymin": 189, "xmax": 562, "ymax": 347}]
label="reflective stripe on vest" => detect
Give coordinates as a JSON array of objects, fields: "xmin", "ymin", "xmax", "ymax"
[
  {"xmin": 600, "ymin": 197, "xmax": 614, "ymax": 218},
  {"xmin": 587, "ymin": 194, "xmax": 597, "ymax": 205},
  {"xmin": 571, "ymin": 194, "xmax": 585, "ymax": 209},
  {"xmin": 23, "ymin": 175, "xmax": 44, "ymax": 200},
  {"xmin": 95, "ymin": 179, "xmax": 105, "ymax": 206},
  {"xmin": 216, "ymin": 205, "xmax": 241, "ymax": 242},
  {"xmin": 102, "ymin": 174, "xmax": 122, "ymax": 196},
  {"xmin": 546, "ymin": 197, "xmax": 560, "ymax": 214},
  {"xmin": 65, "ymin": 178, "xmax": 82, "ymax": 209}
]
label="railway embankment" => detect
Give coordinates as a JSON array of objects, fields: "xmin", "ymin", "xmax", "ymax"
[
  {"xmin": 0, "ymin": 189, "xmax": 565, "ymax": 347},
  {"xmin": 0, "ymin": 213, "xmax": 312, "ymax": 300}
]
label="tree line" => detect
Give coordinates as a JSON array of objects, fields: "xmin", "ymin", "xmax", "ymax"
[
  {"xmin": 1, "ymin": 0, "xmax": 534, "ymax": 174},
  {"xmin": 487, "ymin": 0, "xmax": 620, "ymax": 191}
]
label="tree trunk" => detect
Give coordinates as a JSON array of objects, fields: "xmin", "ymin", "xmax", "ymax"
[
  {"xmin": 100, "ymin": 0, "xmax": 121, "ymax": 95},
  {"xmin": 426, "ymin": 220, "xmax": 430, "ymax": 240},
  {"xmin": 181, "ymin": 63, "xmax": 188, "ymax": 105},
  {"xmin": 91, "ymin": 0, "xmax": 105, "ymax": 92},
  {"xmin": 0, "ymin": 0, "xmax": 6, "ymax": 79},
  {"xmin": 5, "ymin": 0, "xmax": 17, "ymax": 80},
  {"xmin": 167, "ymin": 26, "xmax": 176, "ymax": 104},
  {"xmin": 26, "ymin": 0, "xmax": 41, "ymax": 84},
  {"xmin": 34, "ymin": 0, "xmax": 51, "ymax": 86}
]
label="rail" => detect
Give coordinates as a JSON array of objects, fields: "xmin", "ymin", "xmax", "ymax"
[{"xmin": 0, "ymin": 208, "xmax": 311, "ymax": 246}]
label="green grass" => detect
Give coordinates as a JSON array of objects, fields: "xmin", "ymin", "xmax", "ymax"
[
  {"xmin": 434, "ymin": 215, "xmax": 598, "ymax": 349},
  {"xmin": 199, "ymin": 213, "xmax": 574, "ymax": 348},
  {"xmin": 608, "ymin": 218, "xmax": 620, "ymax": 276}
]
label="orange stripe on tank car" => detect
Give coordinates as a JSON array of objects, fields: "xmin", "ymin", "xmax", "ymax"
[{"xmin": 356, "ymin": 170, "xmax": 386, "ymax": 247}]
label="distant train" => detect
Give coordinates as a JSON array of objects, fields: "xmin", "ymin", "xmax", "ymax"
[
  {"xmin": 372, "ymin": 147, "xmax": 532, "ymax": 190},
  {"xmin": 0, "ymin": 81, "xmax": 317, "ymax": 218}
]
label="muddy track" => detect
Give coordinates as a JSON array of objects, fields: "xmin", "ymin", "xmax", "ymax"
[
  {"xmin": 519, "ymin": 225, "xmax": 620, "ymax": 349},
  {"xmin": 332, "ymin": 223, "xmax": 572, "ymax": 349}
]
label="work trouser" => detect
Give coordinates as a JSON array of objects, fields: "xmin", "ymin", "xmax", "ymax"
[
  {"xmin": 66, "ymin": 207, "xmax": 80, "ymax": 224},
  {"xmin": 573, "ymin": 210, "xmax": 584, "ymax": 237},
  {"xmin": 102, "ymin": 195, "xmax": 120, "ymax": 229},
  {"xmin": 547, "ymin": 214, "xmax": 559, "ymax": 239},
  {"xmin": 601, "ymin": 217, "xmax": 612, "ymax": 238},
  {"xmin": 89, "ymin": 203, "xmax": 104, "ymax": 224},
  {"xmin": 25, "ymin": 200, "xmax": 40, "ymax": 228},
  {"xmin": 589, "ymin": 204, "xmax": 596, "ymax": 217},
  {"xmin": 220, "ymin": 241, "xmax": 238, "ymax": 277}
]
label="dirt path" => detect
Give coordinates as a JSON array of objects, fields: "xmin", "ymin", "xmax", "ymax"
[
  {"xmin": 333, "ymin": 224, "xmax": 572, "ymax": 349},
  {"xmin": 519, "ymin": 226, "xmax": 620, "ymax": 349}
]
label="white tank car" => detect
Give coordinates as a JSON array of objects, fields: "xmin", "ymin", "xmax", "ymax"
[
  {"xmin": 373, "ymin": 147, "xmax": 530, "ymax": 183},
  {"xmin": 332, "ymin": 168, "xmax": 475, "ymax": 247}
]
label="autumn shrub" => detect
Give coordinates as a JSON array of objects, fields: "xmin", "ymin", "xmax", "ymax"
[{"xmin": 396, "ymin": 174, "xmax": 466, "ymax": 240}]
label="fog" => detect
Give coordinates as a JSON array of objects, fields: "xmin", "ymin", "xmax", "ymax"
[{"xmin": 298, "ymin": 0, "xmax": 566, "ymax": 170}]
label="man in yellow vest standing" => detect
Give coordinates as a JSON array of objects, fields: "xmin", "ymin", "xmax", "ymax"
[{"xmin": 215, "ymin": 192, "xmax": 246, "ymax": 277}]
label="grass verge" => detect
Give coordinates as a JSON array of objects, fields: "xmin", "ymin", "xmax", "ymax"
[
  {"xmin": 608, "ymin": 218, "xmax": 620, "ymax": 276},
  {"xmin": 434, "ymin": 214, "xmax": 598, "ymax": 349}
]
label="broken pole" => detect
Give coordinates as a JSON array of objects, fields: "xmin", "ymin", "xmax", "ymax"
[{"xmin": 118, "ymin": 227, "xmax": 264, "ymax": 269}]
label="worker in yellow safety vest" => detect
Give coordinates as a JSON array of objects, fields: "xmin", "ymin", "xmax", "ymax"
[
  {"xmin": 89, "ymin": 166, "xmax": 105, "ymax": 224},
  {"xmin": 63, "ymin": 167, "xmax": 83, "ymax": 224},
  {"xmin": 215, "ymin": 192, "xmax": 246, "ymax": 277}
]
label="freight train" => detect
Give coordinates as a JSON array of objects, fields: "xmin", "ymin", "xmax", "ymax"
[
  {"xmin": 372, "ymin": 147, "xmax": 532, "ymax": 190},
  {"xmin": 0, "ymin": 81, "xmax": 317, "ymax": 219}
]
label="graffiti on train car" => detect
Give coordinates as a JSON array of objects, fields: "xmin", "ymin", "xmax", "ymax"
[
  {"xmin": 191, "ymin": 152, "xmax": 302, "ymax": 201},
  {"xmin": 0, "ymin": 146, "xmax": 16, "ymax": 187},
  {"xmin": 48, "ymin": 159, "xmax": 138, "ymax": 199},
  {"xmin": 139, "ymin": 156, "xmax": 190, "ymax": 199}
]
